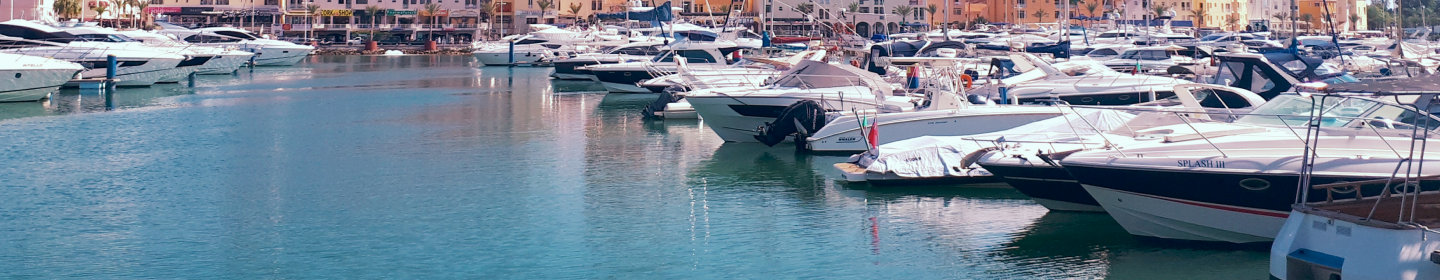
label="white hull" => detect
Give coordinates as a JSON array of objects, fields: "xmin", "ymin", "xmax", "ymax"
[
  {"xmin": 601, "ymin": 81, "xmax": 653, "ymax": 93},
  {"xmin": 1082, "ymin": 184, "xmax": 1285, "ymax": 243},
  {"xmin": 806, "ymin": 108, "xmax": 1062, "ymax": 152},
  {"xmin": 252, "ymin": 48, "xmax": 309, "ymax": 66},
  {"xmin": 196, "ymin": 53, "xmax": 251, "ymax": 74},
  {"xmin": 75, "ymin": 58, "xmax": 183, "ymax": 87},
  {"xmin": 687, "ymin": 95, "xmax": 860, "ymax": 142},
  {"xmin": 1271, "ymin": 210, "xmax": 1440, "ymax": 280},
  {"xmin": 0, "ymin": 68, "xmax": 75, "ymax": 102},
  {"xmin": 157, "ymin": 66, "xmax": 198, "ymax": 83},
  {"xmin": 551, "ymin": 72, "xmax": 595, "ymax": 80},
  {"xmin": 1030, "ymin": 197, "xmax": 1107, "ymax": 212},
  {"xmin": 474, "ymin": 51, "xmax": 549, "ymax": 66}
]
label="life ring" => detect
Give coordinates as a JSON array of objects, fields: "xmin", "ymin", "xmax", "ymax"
[
  {"xmin": 850, "ymin": 60, "xmax": 861, "ymax": 67},
  {"xmin": 959, "ymin": 74, "xmax": 973, "ymax": 88}
]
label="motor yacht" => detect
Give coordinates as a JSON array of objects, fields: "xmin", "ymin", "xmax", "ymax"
[
  {"xmin": 979, "ymin": 54, "xmax": 1193, "ymax": 106},
  {"xmin": 686, "ymin": 59, "xmax": 918, "ymax": 142},
  {"xmin": 473, "ymin": 29, "xmax": 600, "ymax": 66},
  {"xmin": 0, "ymin": 22, "xmax": 186, "ymax": 87},
  {"xmin": 1101, "ymin": 45, "xmax": 1193, "ymax": 73},
  {"xmin": 158, "ymin": 26, "xmax": 313, "ymax": 66},
  {"xmin": 114, "ymin": 30, "xmax": 253, "ymax": 75},
  {"xmin": 1064, "ymin": 89, "xmax": 1440, "ymax": 244},
  {"xmin": 0, "ymin": 52, "xmax": 84, "ymax": 102},
  {"xmin": 834, "ymin": 83, "xmax": 1265, "ymax": 187},
  {"xmin": 1270, "ymin": 79, "xmax": 1440, "ymax": 279},
  {"xmin": 548, "ymin": 41, "xmax": 664, "ymax": 80},
  {"xmin": 583, "ymin": 40, "xmax": 746, "ymax": 93},
  {"xmin": 58, "ymin": 26, "xmax": 237, "ymax": 82}
]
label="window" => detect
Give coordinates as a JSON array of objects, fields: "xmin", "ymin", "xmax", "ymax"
[
  {"xmin": 858, "ymin": 0, "xmax": 864, "ymax": 4},
  {"xmin": 592, "ymin": 0, "xmax": 601, "ymax": 9},
  {"xmin": 915, "ymin": 11, "xmax": 921, "ymax": 20},
  {"xmin": 1017, "ymin": 0, "xmax": 1023, "ymax": 4},
  {"xmin": 766, "ymin": 4, "xmax": 772, "ymax": 12},
  {"xmin": 858, "ymin": 6, "xmax": 867, "ymax": 12},
  {"xmin": 1089, "ymin": 48, "xmax": 1118, "ymax": 56},
  {"xmin": 357, "ymin": 0, "xmax": 366, "ymax": 3},
  {"xmin": 199, "ymin": 0, "xmax": 212, "ymax": 5},
  {"xmin": 874, "ymin": 7, "xmax": 881, "ymax": 13},
  {"xmin": 150, "ymin": 0, "xmax": 163, "ymax": 3},
  {"xmin": 1055, "ymin": 11, "xmax": 1059, "ymax": 18},
  {"xmin": 1018, "ymin": 11, "xmax": 1025, "ymax": 18},
  {"xmin": 909, "ymin": 0, "xmax": 917, "ymax": 4},
  {"xmin": 953, "ymin": 8, "xmax": 961, "ymax": 15},
  {"xmin": 527, "ymin": 0, "xmax": 532, "ymax": 7},
  {"xmin": 265, "ymin": 0, "xmax": 277, "ymax": 4},
  {"xmin": 874, "ymin": 0, "xmax": 882, "ymax": 5}
]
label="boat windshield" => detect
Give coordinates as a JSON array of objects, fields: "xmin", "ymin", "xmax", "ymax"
[
  {"xmin": 1199, "ymin": 34, "xmax": 1227, "ymax": 41},
  {"xmin": 1236, "ymin": 95, "xmax": 1440, "ymax": 130},
  {"xmin": 73, "ymin": 34, "xmax": 135, "ymax": 42},
  {"xmin": 1054, "ymin": 61, "xmax": 1116, "ymax": 76}
]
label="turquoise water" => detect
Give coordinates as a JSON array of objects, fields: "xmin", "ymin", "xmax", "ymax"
[{"xmin": 0, "ymin": 55, "xmax": 1267, "ymax": 279}]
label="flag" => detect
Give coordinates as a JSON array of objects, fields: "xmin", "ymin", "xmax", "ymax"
[{"xmin": 867, "ymin": 113, "xmax": 879, "ymax": 149}]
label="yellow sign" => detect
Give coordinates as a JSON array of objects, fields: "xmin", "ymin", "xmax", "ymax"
[{"xmin": 319, "ymin": 9, "xmax": 353, "ymax": 16}]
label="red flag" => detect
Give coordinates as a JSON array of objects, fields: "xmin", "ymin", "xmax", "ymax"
[{"xmin": 867, "ymin": 114, "xmax": 879, "ymax": 149}]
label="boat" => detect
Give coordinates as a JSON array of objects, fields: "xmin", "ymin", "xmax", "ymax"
[
  {"xmin": 158, "ymin": 26, "xmax": 314, "ymax": 66},
  {"xmin": 582, "ymin": 40, "xmax": 746, "ymax": 93},
  {"xmin": 548, "ymin": 41, "xmax": 664, "ymax": 80},
  {"xmin": 59, "ymin": 26, "xmax": 230, "ymax": 82},
  {"xmin": 1100, "ymin": 45, "xmax": 1194, "ymax": 74},
  {"xmin": 113, "ymin": 30, "xmax": 254, "ymax": 75},
  {"xmin": 1268, "ymin": 77, "xmax": 1440, "ymax": 280},
  {"xmin": 686, "ymin": 59, "xmax": 916, "ymax": 142},
  {"xmin": 790, "ymin": 55, "xmax": 1066, "ymax": 152},
  {"xmin": 1063, "ymin": 87, "xmax": 1440, "ymax": 243},
  {"xmin": 977, "ymin": 83, "xmax": 1267, "ymax": 212},
  {"xmin": 472, "ymin": 28, "xmax": 601, "ymax": 66},
  {"xmin": 983, "ymin": 53, "xmax": 1193, "ymax": 106},
  {"xmin": 0, "ymin": 22, "xmax": 186, "ymax": 87},
  {"xmin": 0, "ymin": 52, "xmax": 84, "ymax": 102}
]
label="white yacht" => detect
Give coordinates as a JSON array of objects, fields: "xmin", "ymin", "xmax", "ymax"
[
  {"xmin": 59, "ymin": 26, "xmax": 246, "ymax": 82},
  {"xmin": 549, "ymin": 41, "xmax": 664, "ymax": 80},
  {"xmin": 583, "ymin": 40, "xmax": 746, "ymax": 93},
  {"xmin": 115, "ymin": 30, "xmax": 253, "ymax": 75},
  {"xmin": 791, "ymin": 56, "xmax": 1066, "ymax": 152},
  {"xmin": 159, "ymin": 27, "xmax": 313, "ymax": 66},
  {"xmin": 1101, "ymin": 45, "xmax": 1194, "ymax": 73},
  {"xmin": 834, "ymin": 83, "xmax": 1265, "ymax": 186},
  {"xmin": 0, "ymin": 22, "xmax": 186, "ymax": 87},
  {"xmin": 977, "ymin": 54, "xmax": 1194, "ymax": 106},
  {"xmin": 1064, "ymin": 91, "xmax": 1440, "ymax": 244},
  {"xmin": 0, "ymin": 52, "xmax": 84, "ymax": 102},
  {"xmin": 1262, "ymin": 78, "xmax": 1440, "ymax": 280},
  {"xmin": 686, "ymin": 60, "xmax": 918, "ymax": 142}
]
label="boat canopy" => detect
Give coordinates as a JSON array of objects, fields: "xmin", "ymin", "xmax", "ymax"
[
  {"xmin": 858, "ymin": 109, "xmax": 1137, "ymax": 178},
  {"xmin": 770, "ymin": 60, "xmax": 895, "ymax": 93}
]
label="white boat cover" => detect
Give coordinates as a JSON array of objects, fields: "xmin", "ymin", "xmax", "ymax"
[
  {"xmin": 855, "ymin": 108, "xmax": 1137, "ymax": 178},
  {"xmin": 770, "ymin": 60, "xmax": 895, "ymax": 93}
]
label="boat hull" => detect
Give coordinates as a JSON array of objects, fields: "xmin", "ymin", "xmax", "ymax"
[
  {"xmin": 806, "ymin": 109, "xmax": 1061, "ymax": 152},
  {"xmin": 1270, "ymin": 210, "xmax": 1440, "ymax": 280},
  {"xmin": 252, "ymin": 46, "xmax": 311, "ymax": 66},
  {"xmin": 0, "ymin": 68, "xmax": 75, "ymax": 102},
  {"xmin": 979, "ymin": 160, "xmax": 1104, "ymax": 212},
  {"xmin": 474, "ymin": 51, "xmax": 548, "ymax": 66}
]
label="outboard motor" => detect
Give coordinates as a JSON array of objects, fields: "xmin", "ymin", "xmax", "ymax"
[
  {"xmin": 641, "ymin": 88, "xmax": 685, "ymax": 119},
  {"xmin": 754, "ymin": 100, "xmax": 828, "ymax": 148}
]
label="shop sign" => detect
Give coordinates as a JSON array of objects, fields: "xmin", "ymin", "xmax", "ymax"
[
  {"xmin": 319, "ymin": 9, "xmax": 352, "ymax": 16},
  {"xmin": 387, "ymin": 9, "xmax": 417, "ymax": 16}
]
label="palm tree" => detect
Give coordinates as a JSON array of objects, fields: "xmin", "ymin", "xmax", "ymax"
[
  {"xmin": 892, "ymin": 5, "xmax": 912, "ymax": 31},
  {"xmin": 1349, "ymin": 13, "xmax": 1360, "ymax": 31},
  {"xmin": 52, "ymin": 0, "xmax": 80, "ymax": 20},
  {"xmin": 424, "ymin": 3, "xmax": 441, "ymax": 41},
  {"xmin": 1225, "ymin": 14, "xmax": 1239, "ymax": 31},
  {"xmin": 796, "ymin": 3, "xmax": 815, "ymax": 35},
  {"xmin": 567, "ymin": 2, "xmax": 582, "ymax": 23},
  {"xmin": 366, "ymin": 5, "xmax": 382, "ymax": 41},
  {"xmin": 1300, "ymin": 13, "xmax": 1314, "ymax": 30},
  {"xmin": 1084, "ymin": 3, "xmax": 1098, "ymax": 17},
  {"xmin": 306, "ymin": 4, "xmax": 321, "ymax": 40},
  {"xmin": 536, "ymin": 0, "xmax": 553, "ymax": 24},
  {"xmin": 136, "ymin": 2, "xmax": 149, "ymax": 27},
  {"xmin": 925, "ymin": 4, "xmax": 937, "ymax": 25},
  {"xmin": 1190, "ymin": 9, "xmax": 1204, "ymax": 26},
  {"xmin": 92, "ymin": 4, "xmax": 108, "ymax": 21},
  {"xmin": 1150, "ymin": 4, "xmax": 1166, "ymax": 21},
  {"xmin": 1032, "ymin": 9, "xmax": 1045, "ymax": 23}
]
